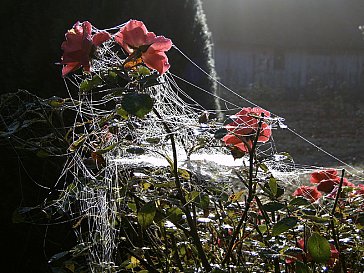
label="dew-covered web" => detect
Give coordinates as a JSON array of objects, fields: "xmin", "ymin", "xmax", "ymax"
[{"xmin": 4, "ymin": 22, "xmax": 363, "ymax": 272}]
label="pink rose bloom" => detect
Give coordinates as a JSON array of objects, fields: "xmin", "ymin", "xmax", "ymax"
[
  {"xmin": 310, "ymin": 169, "xmax": 338, "ymax": 184},
  {"xmin": 292, "ymin": 186, "xmax": 322, "ymax": 202},
  {"xmin": 115, "ymin": 20, "xmax": 172, "ymax": 75},
  {"xmin": 225, "ymin": 107, "xmax": 271, "ymax": 142},
  {"xmin": 316, "ymin": 179, "xmax": 338, "ymax": 193},
  {"xmin": 316, "ymin": 176, "xmax": 354, "ymax": 194},
  {"xmin": 61, "ymin": 21, "xmax": 111, "ymax": 77},
  {"xmin": 222, "ymin": 134, "xmax": 252, "ymax": 154}
]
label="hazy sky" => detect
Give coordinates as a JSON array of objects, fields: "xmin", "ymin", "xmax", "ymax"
[{"xmin": 202, "ymin": 0, "xmax": 364, "ymax": 49}]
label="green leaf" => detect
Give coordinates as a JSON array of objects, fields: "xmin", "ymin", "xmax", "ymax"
[
  {"xmin": 228, "ymin": 190, "xmax": 244, "ymax": 202},
  {"xmin": 302, "ymin": 215, "xmax": 331, "ymax": 223},
  {"xmin": 47, "ymin": 96, "xmax": 65, "ymax": 107},
  {"xmin": 295, "ymin": 261, "xmax": 312, "ymax": 273},
  {"xmin": 94, "ymin": 143, "xmax": 117, "ymax": 155},
  {"xmin": 121, "ymin": 93, "xmax": 154, "ymax": 118},
  {"xmin": 128, "ymin": 202, "xmax": 137, "ymax": 213},
  {"xmin": 307, "ymin": 233, "xmax": 331, "ymax": 263},
  {"xmin": 271, "ymin": 217, "xmax": 298, "ymax": 236},
  {"xmin": 116, "ymin": 106, "xmax": 129, "ymax": 119},
  {"xmin": 48, "ymin": 251, "xmax": 69, "ymax": 263},
  {"xmin": 137, "ymin": 201, "xmax": 156, "ymax": 229},
  {"xmin": 263, "ymin": 181, "xmax": 285, "ymax": 198},
  {"xmin": 259, "ymin": 163, "xmax": 269, "ymax": 172},
  {"xmin": 262, "ymin": 201, "xmax": 285, "ymax": 212},
  {"xmin": 167, "ymin": 207, "xmax": 183, "ymax": 223},
  {"xmin": 258, "ymin": 224, "xmax": 268, "ymax": 234},
  {"xmin": 107, "ymin": 70, "xmax": 118, "ymax": 84},
  {"xmin": 145, "ymin": 137, "xmax": 160, "ymax": 144},
  {"xmin": 185, "ymin": 191, "xmax": 199, "ymax": 203},
  {"xmin": 269, "ymin": 177, "xmax": 278, "ymax": 196},
  {"xmin": 126, "ymin": 147, "xmax": 145, "ymax": 155},
  {"xmin": 79, "ymin": 75, "xmax": 103, "ymax": 92},
  {"xmin": 79, "ymin": 80, "xmax": 90, "ymax": 92},
  {"xmin": 178, "ymin": 168, "xmax": 190, "ymax": 180},
  {"xmin": 289, "ymin": 196, "xmax": 311, "ymax": 206},
  {"xmin": 137, "ymin": 66, "xmax": 151, "ymax": 76},
  {"xmin": 69, "ymin": 135, "xmax": 86, "ymax": 152},
  {"xmin": 214, "ymin": 128, "xmax": 228, "ymax": 139},
  {"xmin": 197, "ymin": 194, "xmax": 210, "ymax": 209}
]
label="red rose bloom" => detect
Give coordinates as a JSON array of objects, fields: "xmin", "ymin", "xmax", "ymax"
[
  {"xmin": 292, "ymin": 186, "xmax": 322, "ymax": 202},
  {"xmin": 222, "ymin": 134, "xmax": 252, "ymax": 154},
  {"xmin": 317, "ymin": 178, "xmax": 354, "ymax": 194},
  {"xmin": 115, "ymin": 20, "xmax": 172, "ymax": 75},
  {"xmin": 310, "ymin": 169, "xmax": 338, "ymax": 184},
  {"xmin": 317, "ymin": 179, "xmax": 339, "ymax": 193},
  {"xmin": 61, "ymin": 21, "xmax": 111, "ymax": 77},
  {"xmin": 222, "ymin": 107, "xmax": 271, "ymax": 154},
  {"xmin": 225, "ymin": 107, "xmax": 271, "ymax": 142}
]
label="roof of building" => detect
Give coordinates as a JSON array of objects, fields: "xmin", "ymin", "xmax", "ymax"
[{"xmin": 202, "ymin": 0, "xmax": 364, "ymax": 50}]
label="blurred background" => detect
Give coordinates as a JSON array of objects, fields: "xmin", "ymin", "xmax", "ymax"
[{"xmin": 202, "ymin": 0, "xmax": 364, "ymax": 166}]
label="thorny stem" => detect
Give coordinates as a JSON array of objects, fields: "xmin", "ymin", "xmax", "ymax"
[
  {"xmin": 331, "ymin": 169, "xmax": 345, "ymax": 216},
  {"xmin": 152, "ymin": 107, "xmax": 212, "ymax": 272},
  {"xmin": 222, "ymin": 114, "xmax": 264, "ymax": 265},
  {"xmin": 330, "ymin": 169, "xmax": 347, "ymax": 273}
]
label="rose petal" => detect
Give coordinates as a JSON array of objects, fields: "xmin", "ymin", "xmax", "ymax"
[
  {"xmin": 310, "ymin": 169, "xmax": 338, "ymax": 184},
  {"xmin": 142, "ymin": 49, "xmax": 170, "ymax": 74},
  {"xmin": 82, "ymin": 21, "xmax": 92, "ymax": 36},
  {"xmin": 317, "ymin": 179, "xmax": 336, "ymax": 193},
  {"xmin": 62, "ymin": 62, "xmax": 81, "ymax": 77},
  {"xmin": 149, "ymin": 36, "xmax": 172, "ymax": 52},
  {"xmin": 62, "ymin": 31, "xmax": 84, "ymax": 52},
  {"xmin": 92, "ymin": 31, "xmax": 111, "ymax": 46},
  {"xmin": 222, "ymin": 134, "xmax": 242, "ymax": 146},
  {"xmin": 115, "ymin": 20, "xmax": 151, "ymax": 51},
  {"xmin": 292, "ymin": 186, "xmax": 322, "ymax": 202}
]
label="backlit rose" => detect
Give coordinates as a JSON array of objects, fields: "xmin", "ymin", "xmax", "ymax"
[
  {"xmin": 225, "ymin": 107, "xmax": 271, "ymax": 142},
  {"xmin": 317, "ymin": 178, "xmax": 354, "ymax": 194},
  {"xmin": 222, "ymin": 134, "xmax": 252, "ymax": 154},
  {"xmin": 222, "ymin": 107, "xmax": 271, "ymax": 155},
  {"xmin": 61, "ymin": 21, "xmax": 111, "ymax": 77},
  {"xmin": 115, "ymin": 20, "xmax": 172, "ymax": 74},
  {"xmin": 310, "ymin": 169, "xmax": 338, "ymax": 184},
  {"xmin": 292, "ymin": 186, "xmax": 322, "ymax": 202}
]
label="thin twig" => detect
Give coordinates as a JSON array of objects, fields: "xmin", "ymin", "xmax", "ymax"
[
  {"xmin": 153, "ymin": 107, "xmax": 212, "ymax": 272},
  {"xmin": 222, "ymin": 114, "xmax": 264, "ymax": 265},
  {"xmin": 330, "ymin": 169, "xmax": 347, "ymax": 273}
]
